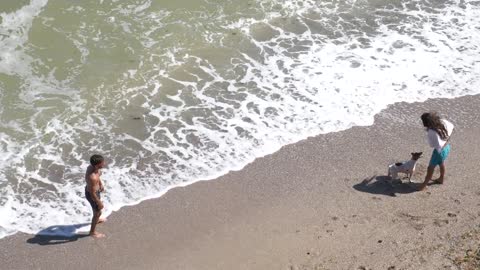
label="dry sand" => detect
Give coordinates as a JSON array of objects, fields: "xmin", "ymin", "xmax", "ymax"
[{"xmin": 1, "ymin": 95, "xmax": 480, "ymax": 270}]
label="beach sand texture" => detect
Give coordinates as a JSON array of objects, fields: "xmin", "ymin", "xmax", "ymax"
[{"xmin": 1, "ymin": 94, "xmax": 480, "ymax": 270}]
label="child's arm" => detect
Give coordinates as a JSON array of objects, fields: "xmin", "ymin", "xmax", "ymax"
[
  {"xmin": 87, "ymin": 178, "xmax": 104, "ymax": 209},
  {"xmin": 99, "ymin": 179, "xmax": 105, "ymax": 192}
]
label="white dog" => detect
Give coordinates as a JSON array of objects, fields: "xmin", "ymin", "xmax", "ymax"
[{"xmin": 388, "ymin": 152, "xmax": 423, "ymax": 182}]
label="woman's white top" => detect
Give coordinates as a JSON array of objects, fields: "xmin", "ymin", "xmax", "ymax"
[{"xmin": 427, "ymin": 119, "xmax": 454, "ymax": 153}]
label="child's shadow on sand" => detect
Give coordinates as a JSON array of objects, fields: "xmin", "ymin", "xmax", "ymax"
[
  {"xmin": 353, "ymin": 175, "xmax": 420, "ymax": 197},
  {"xmin": 27, "ymin": 223, "xmax": 90, "ymax": 246}
]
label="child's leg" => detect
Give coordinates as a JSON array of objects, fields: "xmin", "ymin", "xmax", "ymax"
[
  {"xmin": 438, "ymin": 162, "xmax": 446, "ymax": 183},
  {"xmin": 90, "ymin": 210, "xmax": 105, "ymax": 238},
  {"xmin": 419, "ymin": 165, "xmax": 435, "ymax": 190},
  {"xmin": 437, "ymin": 144, "xmax": 450, "ymax": 184}
]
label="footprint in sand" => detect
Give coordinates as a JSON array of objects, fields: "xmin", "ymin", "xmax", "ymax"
[
  {"xmin": 447, "ymin": 212, "xmax": 457, "ymax": 218},
  {"xmin": 399, "ymin": 212, "xmax": 422, "ymax": 221},
  {"xmin": 397, "ymin": 212, "xmax": 426, "ymax": 231},
  {"xmin": 433, "ymin": 219, "xmax": 449, "ymax": 227},
  {"xmin": 450, "ymin": 197, "xmax": 461, "ymax": 204},
  {"xmin": 288, "ymin": 263, "xmax": 323, "ymax": 270},
  {"xmin": 413, "ymin": 223, "xmax": 426, "ymax": 231}
]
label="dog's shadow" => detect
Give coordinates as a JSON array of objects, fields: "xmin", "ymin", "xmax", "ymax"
[
  {"xmin": 26, "ymin": 223, "xmax": 90, "ymax": 246},
  {"xmin": 353, "ymin": 175, "xmax": 420, "ymax": 197}
]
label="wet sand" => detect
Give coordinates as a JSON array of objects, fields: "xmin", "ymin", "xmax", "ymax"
[{"xmin": 1, "ymin": 94, "xmax": 480, "ymax": 270}]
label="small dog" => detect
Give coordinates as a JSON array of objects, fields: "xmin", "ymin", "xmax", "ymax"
[{"xmin": 388, "ymin": 152, "xmax": 423, "ymax": 182}]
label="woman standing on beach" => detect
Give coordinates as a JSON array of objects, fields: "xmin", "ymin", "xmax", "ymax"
[{"xmin": 419, "ymin": 112, "xmax": 454, "ymax": 191}]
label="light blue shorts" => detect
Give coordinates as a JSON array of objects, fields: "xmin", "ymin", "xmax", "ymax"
[{"xmin": 429, "ymin": 144, "xmax": 451, "ymax": 167}]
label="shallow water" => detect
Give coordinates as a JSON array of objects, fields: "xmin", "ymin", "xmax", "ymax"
[{"xmin": 0, "ymin": 0, "xmax": 479, "ymax": 238}]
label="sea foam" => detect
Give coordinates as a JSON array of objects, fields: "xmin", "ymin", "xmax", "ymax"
[{"xmin": 0, "ymin": 0, "xmax": 479, "ymax": 239}]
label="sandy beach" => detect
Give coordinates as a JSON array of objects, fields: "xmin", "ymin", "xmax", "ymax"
[{"xmin": 1, "ymin": 94, "xmax": 480, "ymax": 270}]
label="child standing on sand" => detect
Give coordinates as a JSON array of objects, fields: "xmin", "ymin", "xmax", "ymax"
[
  {"xmin": 85, "ymin": 154, "xmax": 107, "ymax": 238},
  {"xmin": 419, "ymin": 112, "xmax": 454, "ymax": 191}
]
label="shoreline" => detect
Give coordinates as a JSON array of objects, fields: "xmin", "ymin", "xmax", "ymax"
[{"xmin": 2, "ymin": 94, "xmax": 480, "ymax": 269}]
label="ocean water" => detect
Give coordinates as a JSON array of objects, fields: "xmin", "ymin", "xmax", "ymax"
[{"xmin": 0, "ymin": 0, "xmax": 479, "ymax": 238}]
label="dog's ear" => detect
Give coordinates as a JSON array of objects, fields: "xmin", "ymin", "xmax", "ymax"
[{"xmin": 411, "ymin": 152, "xmax": 414, "ymax": 155}]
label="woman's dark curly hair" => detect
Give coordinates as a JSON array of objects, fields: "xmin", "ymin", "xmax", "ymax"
[{"xmin": 421, "ymin": 112, "xmax": 448, "ymax": 140}]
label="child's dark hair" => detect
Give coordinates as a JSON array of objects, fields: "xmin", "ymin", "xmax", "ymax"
[
  {"xmin": 90, "ymin": 154, "xmax": 104, "ymax": 166},
  {"xmin": 421, "ymin": 112, "xmax": 448, "ymax": 140}
]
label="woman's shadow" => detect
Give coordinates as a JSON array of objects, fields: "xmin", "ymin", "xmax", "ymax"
[
  {"xmin": 26, "ymin": 223, "xmax": 90, "ymax": 246},
  {"xmin": 353, "ymin": 175, "xmax": 420, "ymax": 197}
]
